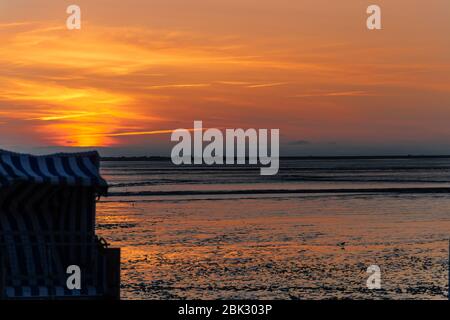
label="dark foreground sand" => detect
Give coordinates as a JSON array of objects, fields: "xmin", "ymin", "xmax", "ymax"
[{"xmin": 97, "ymin": 193, "xmax": 450, "ymax": 300}]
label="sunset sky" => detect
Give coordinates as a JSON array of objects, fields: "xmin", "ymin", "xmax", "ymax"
[{"xmin": 1, "ymin": 0, "xmax": 449, "ymax": 156}]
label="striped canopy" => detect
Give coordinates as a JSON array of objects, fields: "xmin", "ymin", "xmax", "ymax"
[{"xmin": 0, "ymin": 150, "xmax": 108, "ymax": 196}]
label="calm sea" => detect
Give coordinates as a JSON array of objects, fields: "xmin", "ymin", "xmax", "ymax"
[{"xmin": 97, "ymin": 158, "xmax": 450, "ymax": 299}]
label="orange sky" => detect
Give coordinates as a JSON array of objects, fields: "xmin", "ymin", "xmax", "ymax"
[{"xmin": 1, "ymin": 0, "xmax": 450, "ymax": 155}]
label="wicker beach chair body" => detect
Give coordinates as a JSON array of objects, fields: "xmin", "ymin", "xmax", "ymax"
[{"xmin": 0, "ymin": 150, "xmax": 119, "ymax": 300}]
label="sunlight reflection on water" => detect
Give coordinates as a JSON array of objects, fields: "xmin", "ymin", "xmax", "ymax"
[
  {"xmin": 96, "ymin": 159, "xmax": 450, "ymax": 299},
  {"xmin": 97, "ymin": 194, "xmax": 450, "ymax": 300}
]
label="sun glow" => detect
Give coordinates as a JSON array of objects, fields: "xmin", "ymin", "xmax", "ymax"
[{"xmin": 0, "ymin": 1, "xmax": 449, "ymax": 153}]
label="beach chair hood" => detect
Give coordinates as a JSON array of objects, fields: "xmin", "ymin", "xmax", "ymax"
[{"xmin": 0, "ymin": 149, "xmax": 108, "ymax": 196}]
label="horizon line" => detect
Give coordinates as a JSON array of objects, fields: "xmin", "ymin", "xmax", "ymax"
[{"xmin": 100, "ymin": 155, "xmax": 450, "ymax": 161}]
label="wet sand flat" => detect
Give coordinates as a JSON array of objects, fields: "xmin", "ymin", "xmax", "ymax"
[{"xmin": 97, "ymin": 193, "xmax": 450, "ymax": 300}]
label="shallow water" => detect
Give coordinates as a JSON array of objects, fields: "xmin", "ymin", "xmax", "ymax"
[{"xmin": 96, "ymin": 159, "xmax": 450, "ymax": 299}]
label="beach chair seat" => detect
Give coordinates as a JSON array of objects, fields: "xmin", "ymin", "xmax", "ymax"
[
  {"xmin": 0, "ymin": 237, "xmax": 109, "ymax": 299},
  {"xmin": 3, "ymin": 285, "xmax": 100, "ymax": 299}
]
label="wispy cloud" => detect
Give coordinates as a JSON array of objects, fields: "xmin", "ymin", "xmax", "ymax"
[
  {"xmin": 63, "ymin": 127, "xmax": 206, "ymax": 139},
  {"xmin": 246, "ymin": 82, "xmax": 288, "ymax": 89},
  {"xmin": 291, "ymin": 91, "xmax": 375, "ymax": 98},
  {"xmin": 0, "ymin": 22, "xmax": 36, "ymax": 30},
  {"xmin": 145, "ymin": 84, "xmax": 211, "ymax": 90},
  {"xmin": 289, "ymin": 140, "xmax": 311, "ymax": 145},
  {"xmin": 216, "ymin": 81, "xmax": 253, "ymax": 86},
  {"xmin": 26, "ymin": 112, "xmax": 107, "ymax": 121}
]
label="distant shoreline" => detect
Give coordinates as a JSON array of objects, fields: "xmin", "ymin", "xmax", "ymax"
[
  {"xmin": 101, "ymin": 155, "xmax": 450, "ymax": 161},
  {"xmin": 109, "ymin": 187, "xmax": 450, "ymax": 197}
]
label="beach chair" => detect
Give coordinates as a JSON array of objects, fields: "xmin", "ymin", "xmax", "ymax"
[{"xmin": 0, "ymin": 150, "xmax": 120, "ymax": 300}]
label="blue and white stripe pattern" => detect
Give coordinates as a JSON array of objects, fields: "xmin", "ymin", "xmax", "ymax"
[
  {"xmin": 4, "ymin": 286, "xmax": 98, "ymax": 299},
  {"xmin": 0, "ymin": 150, "xmax": 108, "ymax": 195},
  {"xmin": 0, "ymin": 150, "xmax": 109, "ymax": 299}
]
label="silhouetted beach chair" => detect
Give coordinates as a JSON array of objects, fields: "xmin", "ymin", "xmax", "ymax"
[{"xmin": 0, "ymin": 150, "xmax": 120, "ymax": 300}]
